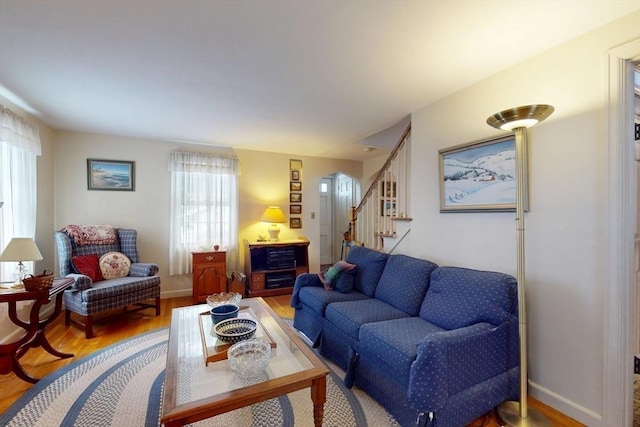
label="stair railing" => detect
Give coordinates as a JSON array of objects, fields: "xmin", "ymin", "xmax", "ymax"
[{"xmin": 349, "ymin": 123, "xmax": 411, "ymax": 250}]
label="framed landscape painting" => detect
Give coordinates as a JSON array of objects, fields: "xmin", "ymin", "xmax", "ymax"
[
  {"xmin": 439, "ymin": 135, "xmax": 523, "ymax": 212},
  {"xmin": 87, "ymin": 159, "xmax": 135, "ymax": 191}
]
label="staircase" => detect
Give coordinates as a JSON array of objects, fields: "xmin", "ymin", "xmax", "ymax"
[{"xmin": 349, "ymin": 123, "xmax": 412, "ymax": 252}]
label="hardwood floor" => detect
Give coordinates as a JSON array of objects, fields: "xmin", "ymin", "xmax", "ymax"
[{"xmin": 0, "ymin": 295, "xmax": 583, "ymax": 426}]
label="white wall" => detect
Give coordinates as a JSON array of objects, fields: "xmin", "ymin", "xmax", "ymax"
[
  {"xmin": 383, "ymin": 12, "xmax": 638, "ymax": 425},
  {"xmin": 52, "ymin": 133, "xmax": 362, "ymax": 297}
]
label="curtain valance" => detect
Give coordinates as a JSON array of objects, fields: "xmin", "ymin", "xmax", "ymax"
[
  {"xmin": 0, "ymin": 105, "xmax": 42, "ymax": 156},
  {"xmin": 169, "ymin": 151, "xmax": 239, "ymax": 175}
]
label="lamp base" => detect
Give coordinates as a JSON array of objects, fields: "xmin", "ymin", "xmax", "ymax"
[
  {"xmin": 496, "ymin": 401, "xmax": 552, "ymax": 427},
  {"xmin": 267, "ymin": 226, "xmax": 281, "ymax": 242}
]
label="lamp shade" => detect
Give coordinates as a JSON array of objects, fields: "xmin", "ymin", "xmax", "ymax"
[
  {"xmin": 260, "ymin": 206, "xmax": 286, "ymax": 224},
  {"xmin": 487, "ymin": 104, "xmax": 554, "ymax": 131},
  {"xmin": 0, "ymin": 238, "xmax": 43, "ymax": 262}
]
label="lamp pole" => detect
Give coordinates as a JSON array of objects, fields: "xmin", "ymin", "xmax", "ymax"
[{"xmin": 487, "ymin": 105, "xmax": 554, "ymax": 427}]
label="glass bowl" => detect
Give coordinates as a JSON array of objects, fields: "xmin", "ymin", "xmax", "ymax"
[
  {"xmin": 228, "ymin": 339, "xmax": 271, "ymax": 378},
  {"xmin": 206, "ymin": 292, "xmax": 242, "ymax": 308},
  {"xmin": 214, "ymin": 318, "xmax": 257, "ymax": 344}
]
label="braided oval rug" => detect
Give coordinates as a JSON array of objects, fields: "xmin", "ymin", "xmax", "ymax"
[{"xmin": 1, "ymin": 327, "xmax": 399, "ymax": 427}]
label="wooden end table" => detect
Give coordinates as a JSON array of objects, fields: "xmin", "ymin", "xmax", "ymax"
[{"xmin": 0, "ymin": 277, "xmax": 75, "ymax": 383}]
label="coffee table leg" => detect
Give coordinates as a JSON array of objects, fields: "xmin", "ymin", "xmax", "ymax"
[{"xmin": 311, "ymin": 375, "xmax": 327, "ymax": 427}]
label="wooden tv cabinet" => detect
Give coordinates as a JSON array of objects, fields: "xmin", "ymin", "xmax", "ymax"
[{"xmin": 244, "ymin": 240, "xmax": 309, "ymax": 297}]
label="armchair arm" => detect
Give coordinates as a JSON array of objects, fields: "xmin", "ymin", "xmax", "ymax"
[
  {"xmin": 129, "ymin": 262, "xmax": 159, "ymax": 277},
  {"xmin": 408, "ymin": 320, "xmax": 519, "ymax": 412},
  {"xmin": 290, "ymin": 273, "xmax": 323, "ymax": 308},
  {"xmin": 65, "ymin": 273, "xmax": 93, "ymax": 291}
]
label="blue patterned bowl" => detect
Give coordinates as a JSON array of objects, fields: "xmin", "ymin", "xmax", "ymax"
[{"xmin": 214, "ymin": 318, "xmax": 257, "ymax": 344}]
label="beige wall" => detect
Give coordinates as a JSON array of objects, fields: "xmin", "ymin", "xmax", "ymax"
[
  {"xmin": 372, "ymin": 12, "xmax": 638, "ymax": 425},
  {"xmin": 52, "ymin": 132, "xmax": 362, "ymax": 298}
]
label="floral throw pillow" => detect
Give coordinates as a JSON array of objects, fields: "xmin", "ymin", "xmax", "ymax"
[
  {"xmin": 99, "ymin": 252, "xmax": 131, "ymax": 279},
  {"xmin": 71, "ymin": 254, "xmax": 103, "ymax": 283}
]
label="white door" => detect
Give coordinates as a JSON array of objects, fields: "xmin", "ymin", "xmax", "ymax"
[
  {"xmin": 319, "ymin": 178, "xmax": 333, "ymax": 265},
  {"xmin": 336, "ymin": 174, "xmax": 354, "ymax": 256}
]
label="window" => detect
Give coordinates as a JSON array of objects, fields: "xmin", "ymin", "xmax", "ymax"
[
  {"xmin": 168, "ymin": 152, "xmax": 239, "ymax": 275},
  {"xmin": 0, "ymin": 106, "xmax": 41, "ymax": 282}
]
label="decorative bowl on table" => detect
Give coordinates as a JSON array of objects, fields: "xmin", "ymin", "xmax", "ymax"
[
  {"xmin": 206, "ymin": 292, "xmax": 242, "ymax": 308},
  {"xmin": 214, "ymin": 318, "xmax": 257, "ymax": 344},
  {"xmin": 228, "ymin": 339, "xmax": 271, "ymax": 378},
  {"xmin": 210, "ymin": 304, "xmax": 239, "ymax": 324}
]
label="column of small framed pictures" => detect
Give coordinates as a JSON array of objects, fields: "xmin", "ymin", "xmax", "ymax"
[{"xmin": 289, "ymin": 159, "xmax": 302, "ymax": 228}]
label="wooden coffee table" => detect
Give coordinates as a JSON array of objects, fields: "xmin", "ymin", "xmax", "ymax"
[{"xmin": 161, "ymin": 297, "xmax": 329, "ymax": 427}]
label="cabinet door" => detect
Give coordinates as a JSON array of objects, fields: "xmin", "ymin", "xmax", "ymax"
[{"xmin": 193, "ymin": 262, "xmax": 225, "ymax": 301}]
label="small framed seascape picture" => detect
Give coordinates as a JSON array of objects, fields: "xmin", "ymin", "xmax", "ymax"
[
  {"xmin": 290, "ymin": 204, "xmax": 302, "ymax": 215},
  {"xmin": 87, "ymin": 159, "xmax": 135, "ymax": 191},
  {"xmin": 290, "ymin": 193, "xmax": 302, "ymax": 203},
  {"xmin": 291, "ymin": 170, "xmax": 300, "ymax": 181},
  {"xmin": 290, "ymin": 181, "xmax": 302, "ymax": 191},
  {"xmin": 290, "ymin": 217, "xmax": 302, "ymax": 229}
]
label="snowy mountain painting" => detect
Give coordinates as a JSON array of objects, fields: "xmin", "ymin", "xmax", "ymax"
[{"xmin": 440, "ymin": 137, "xmax": 517, "ymax": 210}]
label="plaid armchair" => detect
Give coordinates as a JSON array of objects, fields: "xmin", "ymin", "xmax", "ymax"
[{"xmin": 54, "ymin": 228, "xmax": 161, "ymax": 338}]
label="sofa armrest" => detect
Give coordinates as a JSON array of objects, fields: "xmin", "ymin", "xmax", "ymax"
[
  {"xmin": 290, "ymin": 273, "xmax": 323, "ymax": 308},
  {"xmin": 65, "ymin": 273, "xmax": 93, "ymax": 291},
  {"xmin": 128, "ymin": 262, "xmax": 159, "ymax": 277},
  {"xmin": 408, "ymin": 320, "xmax": 519, "ymax": 412}
]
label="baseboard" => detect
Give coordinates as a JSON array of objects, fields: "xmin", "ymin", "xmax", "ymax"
[
  {"xmin": 529, "ymin": 380, "xmax": 602, "ymax": 426},
  {"xmin": 160, "ymin": 289, "xmax": 192, "ymax": 299}
]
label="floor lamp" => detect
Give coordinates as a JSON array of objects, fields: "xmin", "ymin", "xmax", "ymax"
[{"xmin": 487, "ymin": 104, "xmax": 554, "ymax": 427}]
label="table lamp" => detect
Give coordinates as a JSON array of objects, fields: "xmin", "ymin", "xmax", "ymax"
[
  {"xmin": 260, "ymin": 206, "xmax": 286, "ymax": 241},
  {"xmin": 0, "ymin": 237, "xmax": 43, "ymax": 284}
]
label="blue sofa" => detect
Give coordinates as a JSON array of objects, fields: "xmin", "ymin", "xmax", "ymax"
[
  {"xmin": 291, "ymin": 246, "xmax": 519, "ymax": 427},
  {"xmin": 55, "ymin": 228, "xmax": 161, "ymax": 339}
]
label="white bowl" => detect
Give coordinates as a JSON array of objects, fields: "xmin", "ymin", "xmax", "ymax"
[{"xmin": 228, "ymin": 339, "xmax": 271, "ymax": 378}]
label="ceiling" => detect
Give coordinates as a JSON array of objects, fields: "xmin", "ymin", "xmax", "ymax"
[{"xmin": 0, "ymin": 1, "xmax": 638, "ymax": 161}]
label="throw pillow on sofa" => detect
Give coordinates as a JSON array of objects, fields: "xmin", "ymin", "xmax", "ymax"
[
  {"xmin": 71, "ymin": 254, "xmax": 103, "ymax": 283},
  {"xmin": 99, "ymin": 251, "xmax": 131, "ymax": 279},
  {"xmin": 318, "ymin": 260, "xmax": 356, "ymax": 292}
]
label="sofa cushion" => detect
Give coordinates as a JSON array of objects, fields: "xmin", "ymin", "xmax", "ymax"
[
  {"xmin": 344, "ymin": 246, "xmax": 389, "ymax": 297},
  {"xmin": 298, "ymin": 286, "xmax": 370, "ymax": 317},
  {"xmin": 419, "ymin": 266, "xmax": 517, "ymax": 329},
  {"xmin": 78, "ymin": 276, "xmax": 160, "ymax": 303},
  {"xmin": 325, "ymin": 298, "xmax": 409, "ymax": 340},
  {"xmin": 359, "ymin": 317, "xmax": 445, "ymax": 389},
  {"xmin": 71, "ymin": 254, "xmax": 102, "ymax": 283},
  {"xmin": 375, "ymin": 255, "xmax": 438, "ymax": 316}
]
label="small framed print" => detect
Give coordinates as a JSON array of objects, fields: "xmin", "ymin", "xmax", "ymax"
[
  {"xmin": 290, "ymin": 181, "xmax": 302, "ymax": 191},
  {"xmin": 291, "ymin": 170, "xmax": 300, "ymax": 181},
  {"xmin": 290, "ymin": 217, "xmax": 302, "ymax": 229},
  {"xmin": 290, "ymin": 193, "xmax": 302, "ymax": 203},
  {"xmin": 87, "ymin": 159, "xmax": 135, "ymax": 191},
  {"xmin": 290, "ymin": 204, "xmax": 302, "ymax": 215},
  {"xmin": 290, "ymin": 159, "xmax": 303, "ymax": 170}
]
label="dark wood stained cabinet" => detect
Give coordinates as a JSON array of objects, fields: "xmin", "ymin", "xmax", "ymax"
[
  {"xmin": 244, "ymin": 240, "xmax": 309, "ymax": 297},
  {"xmin": 192, "ymin": 250, "xmax": 227, "ymax": 303}
]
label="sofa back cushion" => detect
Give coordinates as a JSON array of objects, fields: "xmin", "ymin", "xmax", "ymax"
[
  {"xmin": 345, "ymin": 246, "xmax": 389, "ymax": 297},
  {"xmin": 419, "ymin": 266, "xmax": 517, "ymax": 329},
  {"xmin": 375, "ymin": 255, "xmax": 438, "ymax": 315}
]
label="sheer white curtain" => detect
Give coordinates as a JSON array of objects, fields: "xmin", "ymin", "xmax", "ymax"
[
  {"xmin": 169, "ymin": 152, "xmax": 240, "ymax": 275},
  {"xmin": 0, "ymin": 105, "xmax": 41, "ymax": 282}
]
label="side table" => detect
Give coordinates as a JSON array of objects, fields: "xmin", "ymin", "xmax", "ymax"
[{"xmin": 0, "ymin": 277, "xmax": 74, "ymax": 383}]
